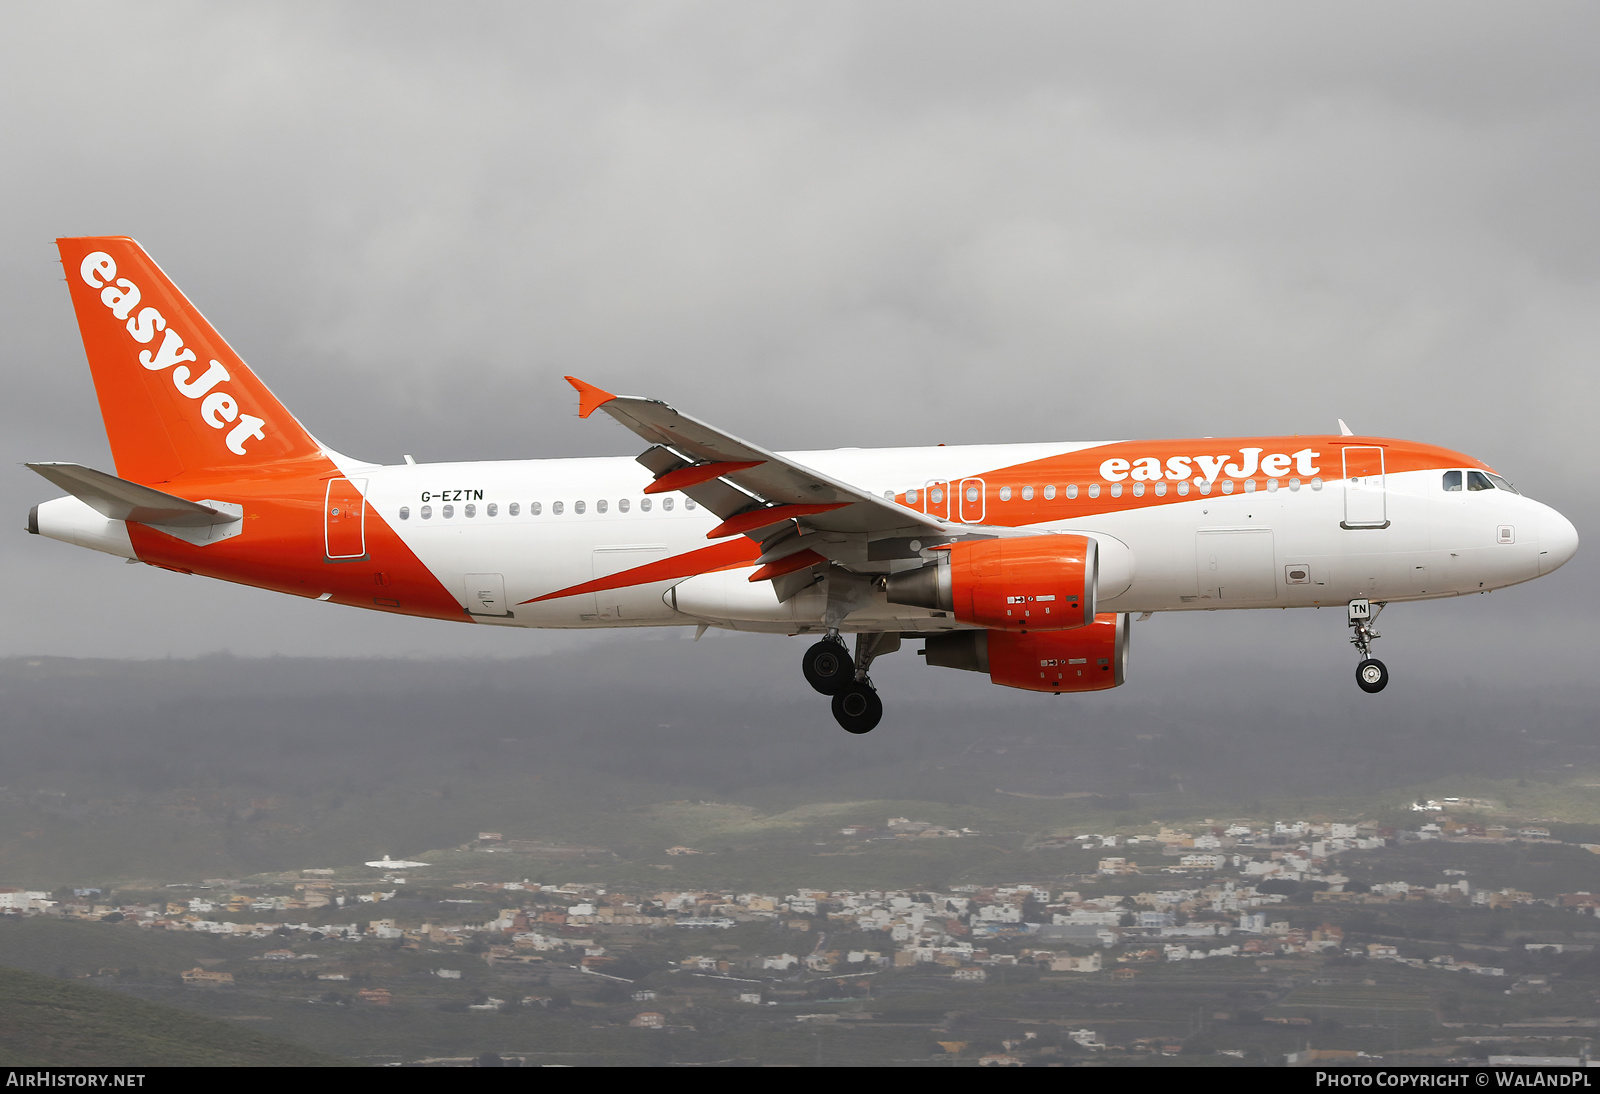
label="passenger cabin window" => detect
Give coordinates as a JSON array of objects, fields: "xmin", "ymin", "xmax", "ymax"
[
  {"xmin": 442, "ymin": 504, "xmax": 454, "ymax": 518},
  {"xmin": 1066, "ymin": 484, "xmax": 1078, "ymax": 499},
  {"xmin": 1043, "ymin": 485, "xmax": 1056, "ymax": 500},
  {"xmin": 597, "ymin": 499, "xmax": 608, "ymax": 513},
  {"xmin": 1443, "ymin": 471, "xmax": 1462, "ymax": 491},
  {"xmin": 1022, "ymin": 486, "xmax": 1034, "ymax": 501},
  {"xmin": 619, "ymin": 498, "xmax": 630, "ymax": 512},
  {"xmin": 663, "ymin": 498, "xmax": 675, "ymax": 511},
  {"xmin": 420, "ymin": 505, "xmax": 432, "ymax": 519},
  {"xmin": 999, "ymin": 486, "xmax": 1012, "ymax": 501},
  {"xmin": 685, "ymin": 499, "xmax": 696, "ymax": 510},
  {"xmin": 552, "ymin": 501, "xmax": 563, "ymax": 515},
  {"xmin": 509, "ymin": 502, "xmax": 520, "ymax": 516},
  {"xmin": 464, "ymin": 503, "xmax": 476, "ymax": 517},
  {"xmin": 1467, "ymin": 471, "xmax": 1495, "ymax": 492},
  {"xmin": 575, "ymin": 500, "xmax": 586, "ymax": 514},
  {"xmin": 487, "ymin": 502, "xmax": 498, "ymax": 517},
  {"xmin": 399, "ymin": 506, "xmax": 410, "ymax": 520},
  {"xmin": 641, "ymin": 498, "xmax": 652, "ymax": 511}
]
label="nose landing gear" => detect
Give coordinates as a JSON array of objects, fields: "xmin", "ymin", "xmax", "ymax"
[{"xmin": 1348, "ymin": 599, "xmax": 1388, "ymax": 693}]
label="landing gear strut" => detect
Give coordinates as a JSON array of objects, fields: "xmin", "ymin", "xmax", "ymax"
[{"xmin": 1347, "ymin": 599, "xmax": 1389, "ymax": 694}]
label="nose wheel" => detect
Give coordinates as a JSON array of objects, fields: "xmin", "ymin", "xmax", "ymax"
[
  {"xmin": 1347, "ymin": 600, "xmax": 1389, "ymax": 694},
  {"xmin": 1356, "ymin": 658, "xmax": 1389, "ymax": 693}
]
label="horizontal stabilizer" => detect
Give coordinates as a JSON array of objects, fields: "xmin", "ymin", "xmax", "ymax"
[{"xmin": 26, "ymin": 462, "xmax": 238, "ymax": 528}]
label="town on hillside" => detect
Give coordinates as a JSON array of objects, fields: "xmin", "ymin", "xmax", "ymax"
[{"xmin": 4, "ymin": 801, "xmax": 1600, "ymax": 1066}]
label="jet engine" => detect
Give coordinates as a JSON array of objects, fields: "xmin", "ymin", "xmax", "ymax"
[
  {"xmin": 921, "ymin": 613, "xmax": 1130, "ymax": 693},
  {"xmin": 885, "ymin": 534, "xmax": 1097, "ymax": 631}
]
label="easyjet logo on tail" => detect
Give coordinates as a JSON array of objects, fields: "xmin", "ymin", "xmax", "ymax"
[
  {"xmin": 1099, "ymin": 447, "xmax": 1321, "ymax": 485},
  {"xmin": 79, "ymin": 251, "xmax": 267, "ymax": 456}
]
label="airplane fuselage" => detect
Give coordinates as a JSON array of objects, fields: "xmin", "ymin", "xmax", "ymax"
[{"xmin": 35, "ymin": 436, "xmax": 1572, "ymax": 635}]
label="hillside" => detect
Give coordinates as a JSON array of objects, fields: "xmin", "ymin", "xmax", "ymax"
[{"xmin": 0, "ymin": 963, "xmax": 353, "ymax": 1066}]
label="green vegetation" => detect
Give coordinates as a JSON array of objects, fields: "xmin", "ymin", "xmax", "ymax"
[{"xmin": 0, "ymin": 964, "xmax": 352, "ymax": 1066}]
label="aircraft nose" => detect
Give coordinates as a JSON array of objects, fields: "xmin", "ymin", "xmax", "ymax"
[{"xmin": 1538, "ymin": 506, "xmax": 1579, "ymax": 575}]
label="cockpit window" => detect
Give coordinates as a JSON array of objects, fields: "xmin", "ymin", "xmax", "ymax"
[
  {"xmin": 1467, "ymin": 471, "xmax": 1495, "ymax": 492},
  {"xmin": 1486, "ymin": 473, "xmax": 1520, "ymax": 495},
  {"xmin": 1442, "ymin": 470, "xmax": 1462, "ymax": 492}
]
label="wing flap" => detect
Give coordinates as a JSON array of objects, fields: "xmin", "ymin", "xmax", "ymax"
[
  {"xmin": 706, "ymin": 502, "xmax": 849, "ymax": 540},
  {"xmin": 643, "ymin": 460, "xmax": 763, "ymax": 495},
  {"xmin": 749, "ymin": 548, "xmax": 828, "ymax": 583}
]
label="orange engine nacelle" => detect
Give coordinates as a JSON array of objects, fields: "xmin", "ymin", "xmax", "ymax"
[
  {"xmin": 922, "ymin": 613, "xmax": 1130, "ymax": 693},
  {"xmin": 885, "ymin": 534, "xmax": 1097, "ymax": 631}
]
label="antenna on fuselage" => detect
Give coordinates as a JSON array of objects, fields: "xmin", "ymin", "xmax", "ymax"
[{"xmin": 1337, "ymin": 419, "xmax": 1355, "ymax": 437}]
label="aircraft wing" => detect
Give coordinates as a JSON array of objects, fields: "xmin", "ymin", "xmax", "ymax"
[{"xmin": 566, "ymin": 377, "xmax": 952, "ymax": 582}]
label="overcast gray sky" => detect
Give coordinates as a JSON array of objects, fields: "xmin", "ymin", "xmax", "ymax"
[{"xmin": 3, "ymin": 2, "xmax": 1595, "ymax": 703}]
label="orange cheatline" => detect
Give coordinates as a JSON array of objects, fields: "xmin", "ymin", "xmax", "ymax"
[
  {"xmin": 643, "ymin": 461, "xmax": 763, "ymax": 495},
  {"xmin": 563, "ymin": 375, "xmax": 617, "ymax": 419},
  {"xmin": 705, "ymin": 502, "xmax": 849, "ymax": 540},
  {"xmin": 748, "ymin": 548, "xmax": 827, "ymax": 583}
]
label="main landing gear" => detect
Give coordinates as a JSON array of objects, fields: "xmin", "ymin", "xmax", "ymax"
[
  {"xmin": 802, "ymin": 636, "xmax": 854, "ymax": 696},
  {"xmin": 832, "ymin": 683, "xmax": 883, "ymax": 735},
  {"xmin": 803, "ymin": 632, "xmax": 895, "ymax": 733},
  {"xmin": 1347, "ymin": 599, "xmax": 1389, "ymax": 694}
]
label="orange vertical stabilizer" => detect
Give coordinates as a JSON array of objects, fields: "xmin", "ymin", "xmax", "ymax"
[{"xmin": 57, "ymin": 236, "xmax": 326, "ymax": 485}]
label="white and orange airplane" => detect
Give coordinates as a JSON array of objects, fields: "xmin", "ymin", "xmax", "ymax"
[{"xmin": 29, "ymin": 237, "xmax": 1579, "ymax": 732}]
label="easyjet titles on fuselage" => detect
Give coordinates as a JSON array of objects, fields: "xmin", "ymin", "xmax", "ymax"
[
  {"xmin": 77, "ymin": 251, "xmax": 268, "ymax": 457},
  {"xmin": 1099, "ymin": 447, "xmax": 1322, "ymax": 485}
]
